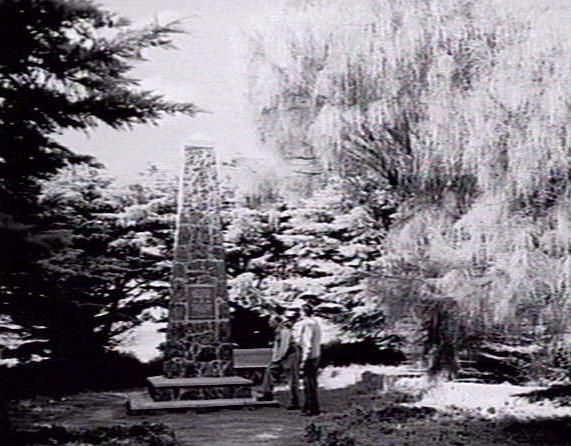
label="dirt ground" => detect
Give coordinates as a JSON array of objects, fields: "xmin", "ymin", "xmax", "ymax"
[
  {"xmin": 9, "ymin": 389, "xmax": 359, "ymax": 446},
  {"xmin": 9, "ymin": 384, "xmax": 571, "ymax": 446}
]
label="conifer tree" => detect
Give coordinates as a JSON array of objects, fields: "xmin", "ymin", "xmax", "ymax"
[{"xmin": 0, "ymin": 0, "xmax": 197, "ymax": 355}]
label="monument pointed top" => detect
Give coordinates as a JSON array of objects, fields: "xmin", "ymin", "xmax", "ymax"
[{"xmin": 186, "ymin": 133, "xmax": 215, "ymax": 149}]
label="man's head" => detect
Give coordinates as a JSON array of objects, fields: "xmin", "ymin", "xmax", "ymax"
[
  {"xmin": 298, "ymin": 291, "xmax": 319, "ymax": 304},
  {"xmin": 268, "ymin": 315, "xmax": 284, "ymax": 328},
  {"xmin": 301, "ymin": 303, "xmax": 315, "ymax": 317},
  {"xmin": 284, "ymin": 309, "xmax": 299, "ymax": 325}
]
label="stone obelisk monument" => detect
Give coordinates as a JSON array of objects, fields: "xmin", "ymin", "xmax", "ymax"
[
  {"xmin": 129, "ymin": 141, "xmax": 275, "ymax": 412},
  {"xmin": 163, "ymin": 142, "xmax": 233, "ymax": 379}
]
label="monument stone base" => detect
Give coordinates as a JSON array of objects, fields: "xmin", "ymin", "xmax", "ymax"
[
  {"xmin": 127, "ymin": 392, "xmax": 278, "ymax": 413},
  {"xmin": 127, "ymin": 349, "xmax": 280, "ymax": 414},
  {"xmin": 148, "ymin": 375, "xmax": 253, "ymax": 401}
]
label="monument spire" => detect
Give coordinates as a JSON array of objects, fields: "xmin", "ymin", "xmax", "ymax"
[
  {"xmin": 164, "ymin": 140, "xmax": 233, "ymax": 378},
  {"xmin": 129, "ymin": 141, "xmax": 277, "ymax": 412}
]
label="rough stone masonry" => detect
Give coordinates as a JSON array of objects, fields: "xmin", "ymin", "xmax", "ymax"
[{"xmin": 163, "ymin": 143, "xmax": 233, "ymax": 379}]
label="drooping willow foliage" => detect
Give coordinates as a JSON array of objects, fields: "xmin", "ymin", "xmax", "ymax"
[{"xmin": 245, "ymin": 0, "xmax": 571, "ymax": 369}]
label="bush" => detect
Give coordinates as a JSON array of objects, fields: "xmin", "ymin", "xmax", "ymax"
[
  {"xmin": 145, "ymin": 355, "xmax": 166, "ymax": 377},
  {"xmin": 320, "ymin": 340, "xmax": 405, "ymax": 367},
  {"xmin": 517, "ymin": 385, "xmax": 571, "ymax": 407},
  {"xmin": 305, "ymin": 404, "xmax": 436, "ymax": 446},
  {"xmin": 0, "ymin": 351, "xmax": 152, "ymax": 400},
  {"xmin": 305, "ymin": 422, "xmax": 356, "ymax": 446},
  {"xmin": 14, "ymin": 422, "xmax": 177, "ymax": 446},
  {"xmin": 458, "ymin": 337, "xmax": 570, "ymax": 385},
  {"xmin": 230, "ymin": 307, "xmax": 274, "ymax": 348}
]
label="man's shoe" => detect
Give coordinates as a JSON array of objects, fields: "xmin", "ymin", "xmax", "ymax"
[{"xmin": 286, "ymin": 404, "xmax": 300, "ymax": 410}]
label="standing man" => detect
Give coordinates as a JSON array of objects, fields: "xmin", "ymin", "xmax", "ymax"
[
  {"xmin": 259, "ymin": 314, "xmax": 300, "ymax": 409},
  {"xmin": 297, "ymin": 303, "xmax": 322, "ymax": 416},
  {"xmin": 281, "ymin": 310, "xmax": 301, "ymax": 409}
]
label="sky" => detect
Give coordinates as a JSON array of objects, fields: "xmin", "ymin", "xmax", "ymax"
[
  {"xmin": 57, "ymin": 0, "xmax": 571, "ymax": 184},
  {"xmin": 58, "ymin": 0, "xmax": 279, "ymax": 182}
]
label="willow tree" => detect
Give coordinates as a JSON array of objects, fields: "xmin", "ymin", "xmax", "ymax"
[{"xmin": 246, "ymin": 0, "xmax": 571, "ymax": 376}]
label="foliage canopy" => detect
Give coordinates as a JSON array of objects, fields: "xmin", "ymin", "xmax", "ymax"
[
  {"xmin": 246, "ymin": 0, "xmax": 571, "ymax": 371},
  {"xmin": 0, "ymin": 0, "xmax": 197, "ymax": 273},
  {"xmin": 0, "ymin": 0, "xmax": 197, "ymax": 359}
]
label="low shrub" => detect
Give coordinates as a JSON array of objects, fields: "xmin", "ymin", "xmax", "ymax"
[
  {"xmin": 320, "ymin": 341, "xmax": 405, "ymax": 367},
  {"xmin": 304, "ymin": 399, "xmax": 571, "ymax": 446},
  {"xmin": 230, "ymin": 307, "xmax": 274, "ymax": 348},
  {"xmin": 516, "ymin": 385, "xmax": 571, "ymax": 407},
  {"xmin": 145, "ymin": 355, "xmax": 165, "ymax": 377},
  {"xmin": 14, "ymin": 422, "xmax": 177, "ymax": 446},
  {"xmin": 305, "ymin": 422, "xmax": 356, "ymax": 446},
  {"xmin": 305, "ymin": 404, "xmax": 437, "ymax": 446},
  {"xmin": 0, "ymin": 351, "xmax": 152, "ymax": 400}
]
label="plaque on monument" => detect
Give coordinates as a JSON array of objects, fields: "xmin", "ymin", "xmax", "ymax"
[{"xmin": 186, "ymin": 284, "xmax": 216, "ymax": 319}]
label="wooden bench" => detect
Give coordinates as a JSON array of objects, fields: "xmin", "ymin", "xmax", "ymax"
[{"xmin": 233, "ymin": 348, "xmax": 273, "ymax": 384}]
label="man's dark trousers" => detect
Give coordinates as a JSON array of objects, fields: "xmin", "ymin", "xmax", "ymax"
[
  {"xmin": 260, "ymin": 349, "xmax": 300, "ymax": 407},
  {"xmin": 302, "ymin": 357, "xmax": 320, "ymax": 414}
]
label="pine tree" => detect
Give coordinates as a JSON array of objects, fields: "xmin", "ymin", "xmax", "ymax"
[
  {"xmin": 0, "ymin": 0, "xmax": 197, "ymax": 358},
  {"xmin": 2, "ymin": 165, "xmax": 177, "ymax": 360}
]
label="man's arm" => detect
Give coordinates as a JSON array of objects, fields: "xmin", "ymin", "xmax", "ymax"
[
  {"xmin": 273, "ymin": 327, "xmax": 292, "ymax": 363},
  {"xmin": 271, "ymin": 337, "xmax": 281, "ymax": 362},
  {"xmin": 300, "ymin": 321, "xmax": 313, "ymax": 363}
]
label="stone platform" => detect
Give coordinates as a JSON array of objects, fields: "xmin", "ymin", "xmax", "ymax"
[
  {"xmin": 128, "ymin": 392, "xmax": 279, "ymax": 414},
  {"xmin": 147, "ymin": 375, "xmax": 253, "ymax": 401},
  {"xmin": 127, "ymin": 375, "xmax": 279, "ymax": 414}
]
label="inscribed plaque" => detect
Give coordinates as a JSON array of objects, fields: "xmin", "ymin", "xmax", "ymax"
[{"xmin": 186, "ymin": 285, "xmax": 216, "ymax": 319}]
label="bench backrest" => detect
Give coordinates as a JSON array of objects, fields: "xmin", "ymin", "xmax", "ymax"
[{"xmin": 233, "ymin": 348, "xmax": 273, "ymax": 368}]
